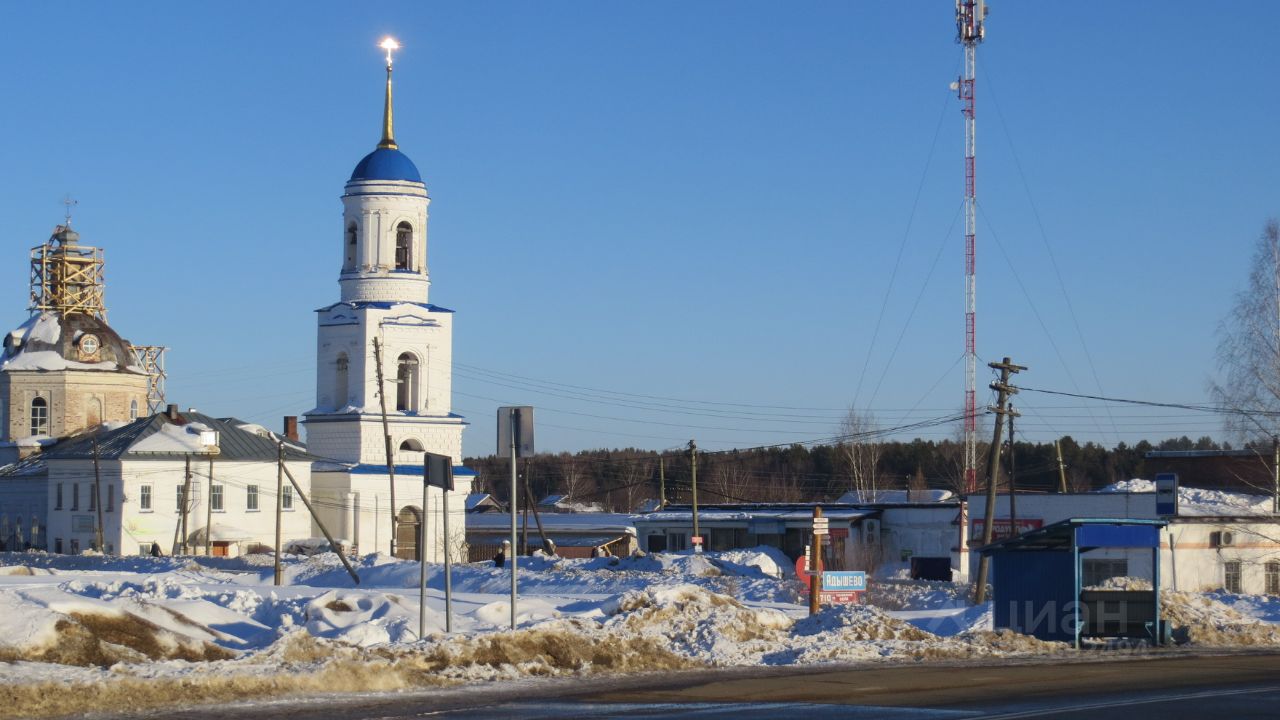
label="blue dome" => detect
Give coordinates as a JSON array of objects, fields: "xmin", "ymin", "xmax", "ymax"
[{"xmin": 349, "ymin": 147, "xmax": 422, "ymax": 183}]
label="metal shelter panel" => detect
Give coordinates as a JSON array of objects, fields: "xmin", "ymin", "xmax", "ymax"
[
  {"xmin": 991, "ymin": 551, "xmax": 1076, "ymax": 643},
  {"xmin": 1075, "ymin": 523, "xmax": 1160, "ymax": 550}
]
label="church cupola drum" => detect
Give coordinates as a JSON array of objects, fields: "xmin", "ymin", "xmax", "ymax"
[{"xmin": 304, "ymin": 39, "xmax": 472, "ymax": 560}]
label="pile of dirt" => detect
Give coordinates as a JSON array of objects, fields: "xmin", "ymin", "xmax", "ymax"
[
  {"xmin": 603, "ymin": 585, "xmax": 792, "ymax": 663},
  {"xmin": 793, "ymin": 604, "xmax": 933, "ymax": 642},
  {"xmin": 0, "ymin": 611, "xmax": 232, "ymax": 667}
]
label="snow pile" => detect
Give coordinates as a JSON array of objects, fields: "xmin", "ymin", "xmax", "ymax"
[
  {"xmin": 132, "ymin": 422, "xmax": 217, "ymax": 453},
  {"xmin": 1162, "ymin": 590, "xmax": 1280, "ymax": 646},
  {"xmin": 1097, "ymin": 479, "xmax": 1273, "ymax": 516},
  {"xmin": 866, "ymin": 579, "xmax": 972, "ymax": 611},
  {"xmin": 1084, "ymin": 576, "xmax": 1154, "ymax": 591}
]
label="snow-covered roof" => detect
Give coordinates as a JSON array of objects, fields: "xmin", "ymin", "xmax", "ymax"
[
  {"xmin": 835, "ymin": 489, "xmax": 955, "ymax": 504},
  {"xmin": 1, "ymin": 311, "xmax": 147, "ymax": 374},
  {"xmin": 638, "ymin": 508, "xmax": 876, "ymax": 524},
  {"xmin": 465, "ymin": 512, "xmax": 636, "ymax": 534},
  {"xmin": 1095, "ymin": 479, "xmax": 1276, "ymax": 518}
]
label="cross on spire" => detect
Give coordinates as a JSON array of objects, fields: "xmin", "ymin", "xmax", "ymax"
[{"xmin": 63, "ymin": 194, "xmax": 78, "ymax": 226}]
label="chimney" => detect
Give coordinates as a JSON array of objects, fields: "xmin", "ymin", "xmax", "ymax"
[
  {"xmin": 166, "ymin": 404, "xmax": 179, "ymax": 421},
  {"xmin": 283, "ymin": 416, "xmax": 299, "ymax": 442}
]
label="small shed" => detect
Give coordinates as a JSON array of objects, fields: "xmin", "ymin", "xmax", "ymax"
[{"xmin": 979, "ymin": 518, "xmax": 1167, "ymax": 648}]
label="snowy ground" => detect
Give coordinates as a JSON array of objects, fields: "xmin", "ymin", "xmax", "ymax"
[{"xmin": 0, "ymin": 547, "xmax": 1276, "ymax": 719}]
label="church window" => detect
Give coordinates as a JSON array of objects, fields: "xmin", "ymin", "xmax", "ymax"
[
  {"xmin": 87, "ymin": 398, "xmax": 102, "ymax": 427},
  {"xmin": 396, "ymin": 353, "xmax": 419, "ymax": 411},
  {"xmin": 335, "ymin": 353, "xmax": 350, "ymax": 408},
  {"xmin": 395, "ymin": 222, "xmax": 413, "ymax": 270},
  {"xmin": 29, "ymin": 397, "xmax": 48, "ymax": 436},
  {"xmin": 399, "ymin": 439, "xmax": 424, "ymax": 452},
  {"xmin": 130, "ymin": 399, "xmax": 138, "ymax": 421},
  {"xmin": 345, "ymin": 223, "xmax": 358, "ymax": 269}
]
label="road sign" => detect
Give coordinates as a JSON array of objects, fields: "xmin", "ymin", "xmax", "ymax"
[
  {"xmin": 1156, "ymin": 472, "xmax": 1178, "ymax": 517},
  {"xmin": 424, "ymin": 452, "xmax": 454, "ymax": 491},
  {"xmin": 812, "ymin": 518, "xmax": 829, "ymax": 536},
  {"xmin": 822, "ymin": 571, "xmax": 867, "ymax": 592},
  {"xmin": 497, "ymin": 406, "xmax": 535, "ymax": 457},
  {"xmin": 691, "ymin": 535, "xmax": 703, "ymax": 546}
]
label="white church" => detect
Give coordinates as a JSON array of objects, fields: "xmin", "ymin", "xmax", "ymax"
[
  {"xmin": 0, "ymin": 42, "xmax": 474, "ymax": 562},
  {"xmin": 305, "ymin": 43, "xmax": 475, "ymax": 562}
]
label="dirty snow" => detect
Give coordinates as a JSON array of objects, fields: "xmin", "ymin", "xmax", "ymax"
[{"xmin": 0, "ymin": 547, "xmax": 1274, "ymax": 719}]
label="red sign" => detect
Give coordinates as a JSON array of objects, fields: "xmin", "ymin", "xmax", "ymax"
[
  {"xmin": 795, "ymin": 558, "xmax": 865, "ymax": 605},
  {"xmin": 969, "ymin": 518, "xmax": 1042, "ymax": 545}
]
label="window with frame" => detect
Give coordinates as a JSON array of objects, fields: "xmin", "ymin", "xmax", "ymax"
[
  {"xmin": 129, "ymin": 399, "xmax": 139, "ymax": 421},
  {"xmin": 175, "ymin": 484, "xmax": 185, "ymax": 512},
  {"xmin": 345, "ymin": 223, "xmax": 358, "ymax": 269},
  {"xmin": 246, "ymin": 485, "xmax": 259, "ymax": 511},
  {"xmin": 89, "ymin": 485, "xmax": 96, "ymax": 512},
  {"xmin": 1225, "ymin": 560, "xmax": 1243, "ymax": 593},
  {"xmin": 335, "ymin": 353, "xmax": 349, "ymax": 408},
  {"xmin": 55, "ymin": 483, "xmax": 63, "ymax": 510},
  {"xmin": 29, "ymin": 397, "xmax": 48, "ymax": 436},
  {"xmin": 1082, "ymin": 558, "xmax": 1129, "ymax": 588},
  {"xmin": 106, "ymin": 484, "xmax": 114, "ymax": 513},
  {"xmin": 396, "ymin": 353, "xmax": 419, "ymax": 411},
  {"xmin": 282, "ymin": 485, "xmax": 293, "ymax": 510},
  {"xmin": 71, "ymin": 484, "xmax": 79, "ymax": 511},
  {"xmin": 140, "ymin": 485, "xmax": 152, "ymax": 512},
  {"xmin": 394, "ymin": 221, "xmax": 412, "ymax": 270},
  {"xmin": 1267, "ymin": 561, "xmax": 1280, "ymax": 595},
  {"xmin": 211, "ymin": 485, "xmax": 224, "ymax": 512}
]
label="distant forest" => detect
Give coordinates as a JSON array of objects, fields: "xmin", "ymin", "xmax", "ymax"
[{"xmin": 464, "ymin": 435, "xmax": 1236, "ymax": 513}]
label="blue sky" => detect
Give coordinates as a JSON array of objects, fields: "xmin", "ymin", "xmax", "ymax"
[{"xmin": 2, "ymin": 2, "xmax": 1278, "ymax": 457}]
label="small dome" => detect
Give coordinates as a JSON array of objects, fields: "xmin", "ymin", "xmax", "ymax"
[
  {"xmin": 2, "ymin": 312, "xmax": 142, "ymax": 373},
  {"xmin": 350, "ymin": 147, "xmax": 422, "ymax": 184}
]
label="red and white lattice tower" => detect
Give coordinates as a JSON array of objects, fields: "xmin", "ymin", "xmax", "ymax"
[{"xmin": 956, "ymin": 0, "xmax": 986, "ymax": 493}]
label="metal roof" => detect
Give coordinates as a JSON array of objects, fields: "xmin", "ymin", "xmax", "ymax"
[
  {"xmin": 43, "ymin": 411, "xmax": 316, "ymax": 463},
  {"xmin": 977, "ymin": 518, "xmax": 1167, "ymax": 554}
]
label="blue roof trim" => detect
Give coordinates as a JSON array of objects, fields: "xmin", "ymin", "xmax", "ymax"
[
  {"xmin": 315, "ymin": 301, "xmax": 455, "ymax": 314},
  {"xmin": 341, "ymin": 463, "xmax": 478, "ymax": 477},
  {"xmin": 349, "ymin": 148, "xmax": 422, "ymax": 183}
]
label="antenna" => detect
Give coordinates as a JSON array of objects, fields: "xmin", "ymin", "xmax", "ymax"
[{"xmin": 956, "ymin": 0, "xmax": 987, "ymax": 494}]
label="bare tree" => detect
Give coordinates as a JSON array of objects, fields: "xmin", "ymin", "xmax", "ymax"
[
  {"xmin": 838, "ymin": 408, "xmax": 882, "ymax": 502},
  {"xmin": 557, "ymin": 453, "xmax": 592, "ymax": 502},
  {"xmin": 1209, "ymin": 221, "xmax": 1280, "ymax": 496}
]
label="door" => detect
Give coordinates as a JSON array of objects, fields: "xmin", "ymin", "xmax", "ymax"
[{"xmin": 396, "ymin": 507, "xmax": 422, "ymax": 561}]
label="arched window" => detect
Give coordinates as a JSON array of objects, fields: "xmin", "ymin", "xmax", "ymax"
[
  {"xmin": 335, "ymin": 353, "xmax": 350, "ymax": 409},
  {"xmin": 129, "ymin": 399, "xmax": 139, "ymax": 421},
  {"xmin": 396, "ymin": 353, "xmax": 419, "ymax": 411},
  {"xmin": 29, "ymin": 397, "xmax": 48, "ymax": 436},
  {"xmin": 394, "ymin": 222, "xmax": 413, "ymax": 271},
  {"xmin": 399, "ymin": 438, "xmax": 424, "ymax": 452},
  {"xmin": 344, "ymin": 223, "xmax": 358, "ymax": 270},
  {"xmin": 86, "ymin": 398, "xmax": 102, "ymax": 427}
]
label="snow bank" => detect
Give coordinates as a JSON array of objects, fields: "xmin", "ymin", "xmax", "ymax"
[{"xmin": 1097, "ymin": 479, "xmax": 1274, "ymax": 516}]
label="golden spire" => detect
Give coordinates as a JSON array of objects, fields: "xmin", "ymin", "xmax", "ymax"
[{"xmin": 378, "ymin": 37, "xmax": 400, "ymax": 150}]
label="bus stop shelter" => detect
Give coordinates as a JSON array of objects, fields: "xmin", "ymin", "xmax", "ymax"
[{"xmin": 979, "ymin": 518, "xmax": 1166, "ymax": 648}]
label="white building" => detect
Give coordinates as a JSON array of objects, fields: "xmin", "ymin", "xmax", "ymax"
[
  {"xmin": 304, "ymin": 47, "xmax": 473, "ymax": 561},
  {"xmin": 967, "ymin": 490, "xmax": 1280, "ymax": 594},
  {"xmin": 38, "ymin": 407, "xmax": 313, "ymax": 556}
]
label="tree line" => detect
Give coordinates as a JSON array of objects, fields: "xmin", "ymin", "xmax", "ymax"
[{"xmin": 464, "ymin": 434, "xmax": 1231, "ymax": 513}]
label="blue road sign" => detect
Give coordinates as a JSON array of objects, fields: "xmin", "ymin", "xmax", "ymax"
[{"xmin": 821, "ymin": 571, "xmax": 867, "ymax": 592}]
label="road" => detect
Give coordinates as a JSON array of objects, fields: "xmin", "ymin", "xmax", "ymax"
[{"xmin": 132, "ymin": 651, "xmax": 1280, "ymax": 720}]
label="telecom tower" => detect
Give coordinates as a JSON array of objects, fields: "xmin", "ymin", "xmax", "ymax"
[{"xmin": 956, "ymin": 0, "xmax": 986, "ymax": 493}]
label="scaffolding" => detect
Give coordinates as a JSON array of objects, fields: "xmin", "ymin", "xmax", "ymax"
[
  {"xmin": 130, "ymin": 345, "xmax": 168, "ymax": 414},
  {"xmin": 29, "ymin": 225, "xmax": 106, "ymax": 320}
]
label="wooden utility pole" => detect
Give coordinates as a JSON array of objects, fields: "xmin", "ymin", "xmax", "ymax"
[
  {"xmin": 974, "ymin": 357, "xmax": 1025, "ymax": 605},
  {"xmin": 1007, "ymin": 406, "xmax": 1020, "ymax": 531},
  {"xmin": 524, "ymin": 466, "xmax": 552, "ymax": 555},
  {"xmin": 280, "ymin": 460, "xmax": 360, "ymax": 585},
  {"xmin": 658, "ymin": 456, "xmax": 666, "ymax": 508},
  {"xmin": 180, "ymin": 455, "xmax": 193, "ymax": 555},
  {"xmin": 1272, "ymin": 436, "xmax": 1279, "ymax": 515},
  {"xmin": 373, "ymin": 336, "xmax": 398, "ymax": 558},
  {"xmin": 274, "ymin": 442, "xmax": 284, "ymax": 586},
  {"xmin": 92, "ymin": 435, "xmax": 104, "ymax": 553},
  {"xmin": 204, "ymin": 455, "xmax": 215, "ymax": 556},
  {"xmin": 688, "ymin": 440, "xmax": 700, "ymax": 552},
  {"xmin": 1055, "ymin": 439, "xmax": 1068, "ymax": 493}
]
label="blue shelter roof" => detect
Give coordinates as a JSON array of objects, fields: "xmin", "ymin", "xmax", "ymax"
[{"xmin": 349, "ymin": 147, "xmax": 422, "ymax": 183}]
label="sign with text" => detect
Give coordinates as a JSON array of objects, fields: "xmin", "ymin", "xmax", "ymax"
[
  {"xmin": 821, "ymin": 571, "xmax": 867, "ymax": 592},
  {"xmin": 969, "ymin": 517, "xmax": 1043, "ymax": 546},
  {"xmin": 1155, "ymin": 472, "xmax": 1179, "ymax": 517}
]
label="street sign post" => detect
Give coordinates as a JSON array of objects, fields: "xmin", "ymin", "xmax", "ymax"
[
  {"xmin": 422, "ymin": 452, "xmax": 454, "ymax": 636},
  {"xmin": 497, "ymin": 407, "xmax": 534, "ymax": 631}
]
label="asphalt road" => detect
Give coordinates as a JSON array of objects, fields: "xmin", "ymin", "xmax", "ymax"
[{"xmin": 128, "ymin": 651, "xmax": 1280, "ymax": 720}]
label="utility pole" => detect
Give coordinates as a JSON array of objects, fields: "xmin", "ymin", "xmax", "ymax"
[
  {"xmin": 274, "ymin": 441, "xmax": 284, "ymax": 586},
  {"xmin": 974, "ymin": 356, "xmax": 1025, "ymax": 605},
  {"xmin": 180, "ymin": 455, "xmax": 193, "ymax": 555},
  {"xmin": 524, "ymin": 466, "xmax": 552, "ymax": 554},
  {"xmin": 1055, "ymin": 439, "xmax": 1068, "ymax": 493},
  {"xmin": 92, "ymin": 435, "xmax": 104, "ymax": 553},
  {"xmin": 508, "ymin": 407, "xmax": 518, "ymax": 630},
  {"xmin": 205, "ymin": 455, "xmax": 215, "ymax": 556},
  {"xmin": 1273, "ymin": 436, "xmax": 1279, "ymax": 515},
  {"xmin": 688, "ymin": 440, "xmax": 700, "ymax": 553},
  {"xmin": 659, "ymin": 456, "xmax": 666, "ymax": 508},
  {"xmin": 809, "ymin": 506, "xmax": 824, "ymax": 616},
  {"xmin": 373, "ymin": 336, "xmax": 398, "ymax": 558}
]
